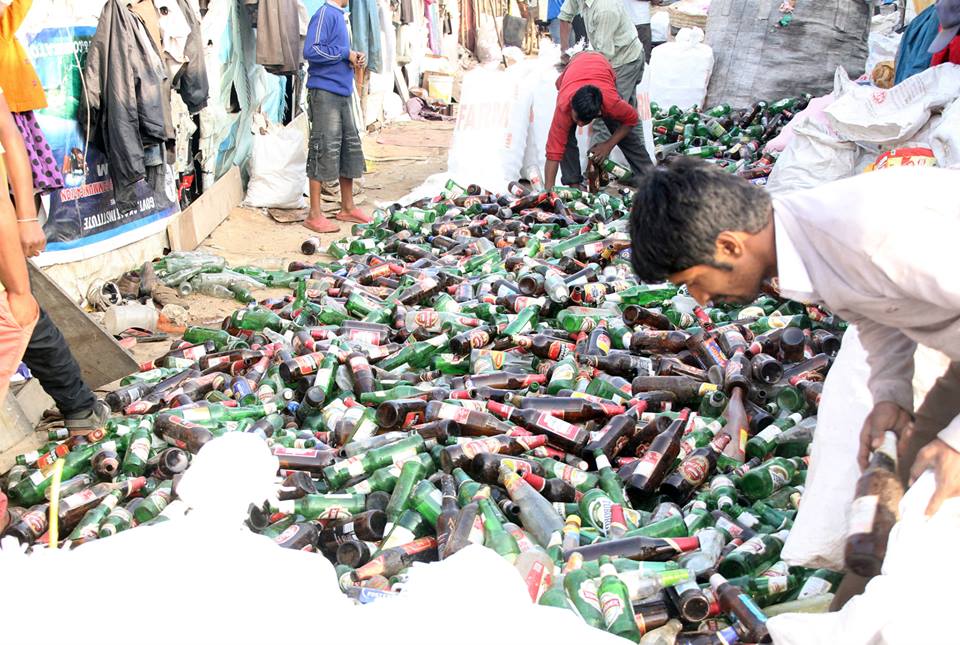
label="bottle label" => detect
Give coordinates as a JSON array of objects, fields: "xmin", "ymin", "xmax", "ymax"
[
  {"xmin": 390, "ymin": 448, "xmax": 419, "ymax": 468},
  {"xmin": 348, "ymin": 355, "xmax": 371, "ymax": 372},
  {"xmin": 436, "ymin": 403, "xmax": 472, "ymax": 424},
  {"xmin": 536, "ymin": 413, "xmax": 580, "ymax": 441},
  {"xmin": 414, "ymin": 311, "xmax": 440, "ymax": 328},
  {"xmin": 63, "ymin": 488, "xmax": 98, "ymax": 510},
  {"xmin": 595, "ymin": 333, "xmax": 611, "ymax": 355},
  {"xmin": 274, "ymin": 524, "xmax": 301, "ymax": 544},
  {"xmin": 714, "ymin": 515, "xmax": 743, "ymax": 538},
  {"xmin": 798, "ymin": 576, "xmax": 831, "ymax": 599},
  {"xmin": 764, "ymin": 575, "xmax": 790, "ymax": 594},
  {"xmin": 846, "ymin": 494, "xmax": 879, "ymax": 537},
  {"xmin": 634, "ymin": 450, "xmax": 662, "ymax": 480},
  {"xmin": 755, "ymin": 426, "xmax": 782, "ymax": 444},
  {"xmin": 29, "ymin": 469, "xmax": 49, "ymax": 486},
  {"xmin": 273, "ymin": 447, "xmax": 320, "ymax": 458},
  {"xmin": 558, "ymin": 464, "xmax": 590, "ymax": 487},
  {"xmin": 524, "ymin": 560, "xmax": 551, "ymax": 602},
  {"xmin": 331, "ymin": 456, "xmax": 365, "ymax": 478},
  {"xmin": 768, "ymin": 464, "xmax": 789, "ymax": 488},
  {"xmin": 461, "ymin": 437, "xmax": 501, "ymax": 460},
  {"xmin": 679, "ymin": 455, "xmax": 710, "ymax": 485},
  {"xmin": 600, "ymin": 591, "xmax": 625, "ymax": 626},
  {"xmin": 578, "ymin": 579, "xmax": 601, "ymax": 609},
  {"xmin": 347, "ymin": 329, "xmax": 380, "ymax": 345},
  {"xmin": 181, "ymin": 407, "xmax": 212, "ymax": 422},
  {"xmin": 552, "ymin": 364, "xmax": 576, "ymax": 382},
  {"xmin": 548, "ymin": 341, "xmax": 572, "ymax": 360},
  {"xmin": 737, "ymin": 535, "xmax": 766, "ymax": 556}
]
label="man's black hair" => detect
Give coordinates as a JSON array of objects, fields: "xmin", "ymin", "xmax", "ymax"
[
  {"xmin": 628, "ymin": 157, "xmax": 773, "ymax": 282},
  {"xmin": 571, "ymin": 85, "xmax": 602, "ymax": 123}
]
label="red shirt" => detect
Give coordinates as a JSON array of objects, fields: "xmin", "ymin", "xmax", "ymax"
[{"xmin": 545, "ymin": 52, "xmax": 639, "ymax": 162}]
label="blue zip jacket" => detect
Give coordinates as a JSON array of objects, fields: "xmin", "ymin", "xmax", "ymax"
[{"xmin": 303, "ymin": 3, "xmax": 353, "ymax": 96}]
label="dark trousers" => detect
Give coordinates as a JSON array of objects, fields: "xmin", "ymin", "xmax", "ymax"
[
  {"xmin": 22, "ymin": 307, "xmax": 96, "ymax": 416},
  {"xmin": 559, "ymin": 117, "xmax": 649, "ymax": 185}
]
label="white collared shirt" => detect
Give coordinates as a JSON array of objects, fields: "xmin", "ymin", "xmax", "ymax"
[{"xmin": 771, "ymin": 211, "xmax": 816, "ymax": 304}]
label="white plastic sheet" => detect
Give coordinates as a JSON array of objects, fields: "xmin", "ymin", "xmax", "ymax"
[
  {"xmin": 769, "ymin": 472, "xmax": 960, "ymax": 645},
  {"xmin": 0, "ymin": 434, "xmax": 630, "ymax": 645}
]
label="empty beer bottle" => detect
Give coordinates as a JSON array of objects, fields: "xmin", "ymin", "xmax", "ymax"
[{"xmin": 844, "ymin": 430, "xmax": 903, "ymax": 578}]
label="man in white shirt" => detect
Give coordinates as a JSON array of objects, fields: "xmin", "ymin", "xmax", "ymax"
[
  {"xmin": 628, "ymin": 158, "xmax": 960, "ymax": 518},
  {"xmin": 622, "ymin": 0, "xmax": 652, "ymax": 62}
]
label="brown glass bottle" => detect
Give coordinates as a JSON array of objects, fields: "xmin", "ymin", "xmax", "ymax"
[
  {"xmin": 632, "ymin": 376, "xmax": 717, "ymax": 404},
  {"xmin": 621, "ymin": 411, "xmax": 688, "ymax": 503},
  {"xmin": 844, "ymin": 430, "xmax": 904, "ymax": 578},
  {"xmin": 438, "ymin": 433, "xmax": 547, "ymax": 472},
  {"xmin": 486, "ymin": 401, "xmax": 590, "ymax": 453}
]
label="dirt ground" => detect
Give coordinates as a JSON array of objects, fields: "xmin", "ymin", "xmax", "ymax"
[{"xmin": 124, "ymin": 119, "xmax": 452, "ymax": 366}]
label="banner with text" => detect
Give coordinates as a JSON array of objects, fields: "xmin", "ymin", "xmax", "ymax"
[{"xmin": 23, "ymin": 25, "xmax": 178, "ymax": 265}]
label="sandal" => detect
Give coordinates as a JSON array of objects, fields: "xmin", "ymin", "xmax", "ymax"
[
  {"xmin": 302, "ymin": 215, "xmax": 340, "ymax": 233},
  {"xmin": 335, "ymin": 208, "xmax": 373, "ymax": 224}
]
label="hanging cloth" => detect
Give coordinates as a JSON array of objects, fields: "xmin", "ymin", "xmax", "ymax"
[{"xmin": 349, "ymin": 0, "xmax": 384, "ymax": 72}]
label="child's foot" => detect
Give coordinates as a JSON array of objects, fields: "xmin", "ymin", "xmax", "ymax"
[
  {"xmin": 335, "ymin": 208, "xmax": 372, "ymax": 224},
  {"xmin": 302, "ymin": 213, "xmax": 340, "ymax": 233}
]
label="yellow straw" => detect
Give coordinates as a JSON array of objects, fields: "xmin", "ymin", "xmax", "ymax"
[{"xmin": 46, "ymin": 458, "xmax": 66, "ymax": 549}]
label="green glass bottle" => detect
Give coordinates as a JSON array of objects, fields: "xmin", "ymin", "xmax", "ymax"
[
  {"xmin": 323, "ymin": 435, "xmax": 426, "ymax": 490},
  {"xmin": 738, "ymin": 457, "xmax": 806, "ymax": 501},
  {"xmin": 133, "ymin": 479, "xmax": 174, "ymax": 524},
  {"xmin": 745, "ymin": 413, "xmax": 803, "ymax": 460},
  {"xmin": 276, "ymin": 493, "xmax": 367, "ymax": 520},
  {"xmin": 598, "ymin": 555, "xmax": 642, "ymax": 641},
  {"xmin": 478, "ymin": 497, "xmax": 521, "ymax": 563},
  {"xmin": 384, "ymin": 459, "xmax": 427, "ymax": 531},
  {"xmin": 9, "ymin": 441, "xmax": 102, "ymax": 506},
  {"xmin": 717, "ymin": 529, "xmax": 790, "ymax": 578},
  {"xmin": 564, "ymin": 552, "xmax": 605, "ymax": 629}
]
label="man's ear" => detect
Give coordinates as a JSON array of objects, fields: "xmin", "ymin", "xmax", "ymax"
[{"xmin": 715, "ymin": 231, "xmax": 746, "ymax": 263}]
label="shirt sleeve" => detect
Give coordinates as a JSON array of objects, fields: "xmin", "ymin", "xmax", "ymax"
[
  {"xmin": 557, "ymin": 0, "xmax": 578, "ymax": 22},
  {"xmin": 589, "ymin": 4, "xmax": 620, "ymax": 61},
  {"xmin": 853, "ymin": 316, "xmax": 917, "ymax": 414},
  {"xmin": 603, "ymin": 94, "xmax": 639, "ymax": 128},
  {"xmin": 303, "ymin": 8, "xmax": 350, "ymax": 64},
  {"xmin": 933, "ymin": 363, "xmax": 960, "ymax": 452},
  {"xmin": 546, "ymin": 105, "xmax": 573, "ymax": 162}
]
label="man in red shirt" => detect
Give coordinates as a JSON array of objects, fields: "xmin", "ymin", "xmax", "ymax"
[{"xmin": 544, "ymin": 52, "xmax": 645, "ymax": 189}]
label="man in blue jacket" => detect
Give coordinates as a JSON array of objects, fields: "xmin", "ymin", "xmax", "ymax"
[{"xmin": 302, "ymin": 0, "xmax": 370, "ymax": 232}]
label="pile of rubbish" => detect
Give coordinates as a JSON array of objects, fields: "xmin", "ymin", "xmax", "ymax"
[{"xmin": 2, "ymin": 179, "xmax": 851, "ymax": 643}]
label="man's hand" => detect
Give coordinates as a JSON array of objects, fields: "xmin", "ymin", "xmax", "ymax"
[
  {"xmin": 858, "ymin": 401, "xmax": 913, "ymax": 470},
  {"xmin": 18, "ymin": 221, "xmax": 45, "ymax": 257},
  {"xmin": 6, "ymin": 291, "xmax": 38, "ymax": 329},
  {"xmin": 589, "ymin": 141, "xmax": 615, "ymax": 162},
  {"xmin": 349, "ymin": 51, "xmax": 366, "ymax": 68},
  {"xmin": 910, "ymin": 438, "xmax": 960, "ymax": 517}
]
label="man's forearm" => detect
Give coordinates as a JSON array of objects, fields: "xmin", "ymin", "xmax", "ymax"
[
  {"xmin": 606, "ymin": 123, "xmax": 632, "ymax": 149},
  {"xmin": 0, "ymin": 201, "xmax": 30, "ymax": 294},
  {"xmin": 559, "ymin": 19, "xmax": 572, "ymax": 48},
  {"xmin": 545, "ymin": 160, "xmax": 560, "ymax": 190}
]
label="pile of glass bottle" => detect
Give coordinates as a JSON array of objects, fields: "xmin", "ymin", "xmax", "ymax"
[{"xmin": 1, "ymin": 178, "xmax": 847, "ymax": 644}]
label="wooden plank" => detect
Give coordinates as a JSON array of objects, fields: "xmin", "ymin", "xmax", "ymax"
[
  {"xmin": 27, "ymin": 261, "xmax": 138, "ymax": 390},
  {"xmin": 166, "ymin": 165, "xmax": 244, "ymax": 251}
]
